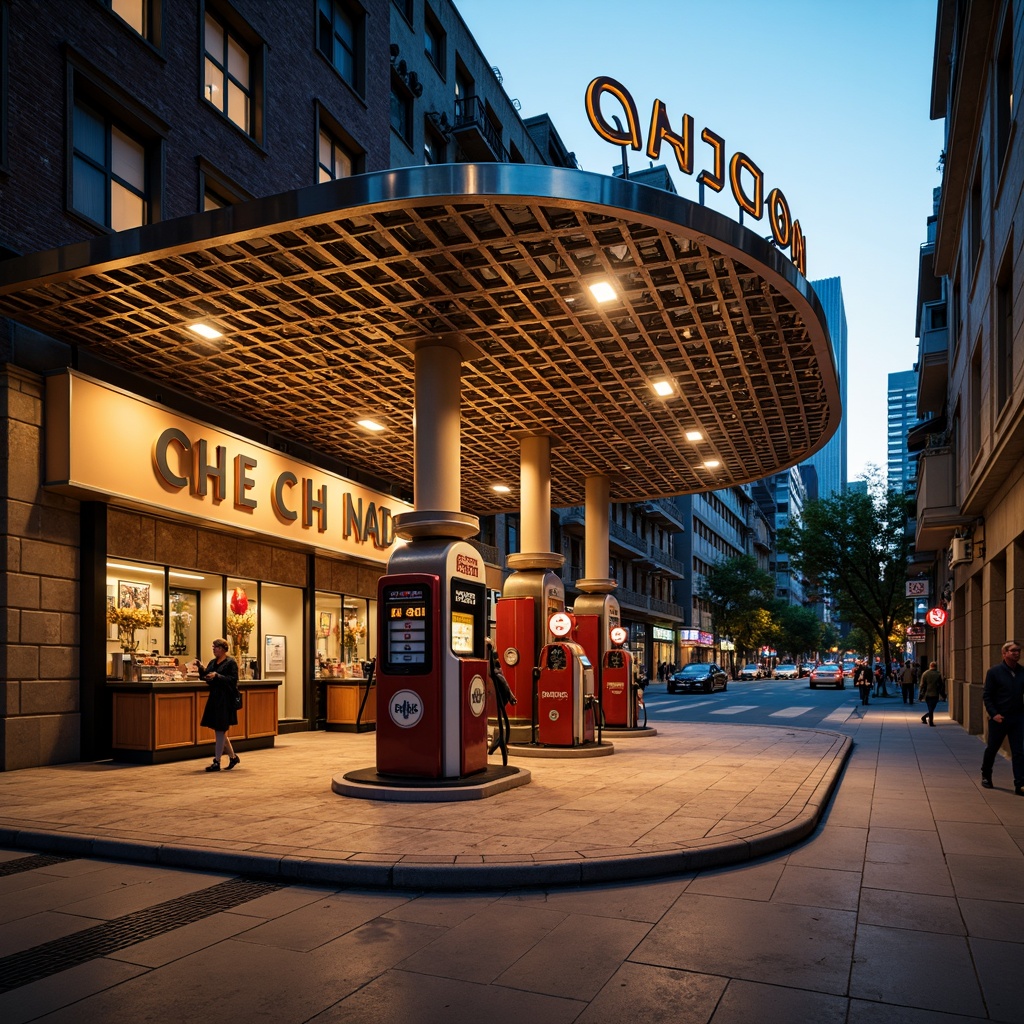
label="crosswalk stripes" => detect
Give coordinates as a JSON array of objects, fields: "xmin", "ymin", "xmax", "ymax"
[
  {"xmin": 710, "ymin": 705, "xmax": 758, "ymax": 715},
  {"xmin": 769, "ymin": 706, "xmax": 816, "ymax": 718}
]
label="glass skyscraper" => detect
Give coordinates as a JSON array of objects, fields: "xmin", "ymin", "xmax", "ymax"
[{"xmin": 807, "ymin": 276, "xmax": 848, "ymax": 497}]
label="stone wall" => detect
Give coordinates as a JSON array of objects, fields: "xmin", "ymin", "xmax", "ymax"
[{"xmin": 0, "ymin": 366, "xmax": 82, "ymax": 770}]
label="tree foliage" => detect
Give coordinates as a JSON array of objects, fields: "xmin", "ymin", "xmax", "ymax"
[
  {"xmin": 698, "ymin": 555, "xmax": 775, "ymax": 664},
  {"xmin": 777, "ymin": 472, "xmax": 913, "ymax": 673}
]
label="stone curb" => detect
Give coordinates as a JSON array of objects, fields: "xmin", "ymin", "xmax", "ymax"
[{"xmin": 0, "ymin": 735, "xmax": 851, "ymax": 891}]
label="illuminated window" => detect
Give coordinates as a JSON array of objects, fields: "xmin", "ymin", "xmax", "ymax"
[
  {"xmin": 203, "ymin": 10, "xmax": 260, "ymax": 138},
  {"xmin": 318, "ymin": 127, "xmax": 354, "ymax": 182},
  {"xmin": 424, "ymin": 122, "xmax": 446, "ymax": 165},
  {"xmin": 104, "ymin": 0, "xmax": 160, "ymax": 42},
  {"xmin": 72, "ymin": 100, "xmax": 148, "ymax": 230},
  {"xmin": 317, "ymin": 0, "xmax": 363, "ymax": 90}
]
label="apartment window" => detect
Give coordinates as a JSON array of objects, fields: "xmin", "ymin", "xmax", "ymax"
[
  {"xmin": 454, "ymin": 64, "xmax": 472, "ymax": 120},
  {"xmin": 390, "ymin": 72, "xmax": 412, "ymax": 144},
  {"xmin": 424, "ymin": 6, "xmax": 445, "ymax": 72},
  {"xmin": 423, "ymin": 121, "xmax": 445, "ymax": 164},
  {"xmin": 198, "ymin": 159, "xmax": 250, "ymax": 213},
  {"xmin": 995, "ymin": 11, "xmax": 1014, "ymax": 175},
  {"xmin": 204, "ymin": 10, "xmax": 258, "ymax": 137},
  {"xmin": 318, "ymin": 126, "xmax": 354, "ymax": 181},
  {"xmin": 995, "ymin": 242, "xmax": 1013, "ymax": 410},
  {"xmin": 104, "ymin": 0, "xmax": 161, "ymax": 43},
  {"xmin": 72, "ymin": 100, "xmax": 148, "ymax": 230},
  {"xmin": 317, "ymin": 0, "xmax": 362, "ymax": 90},
  {"xmin": 391, "ymin": 0, "xmax": 412, "ymax": 23},
  {"xmin": 970, "ymin": 339, "xmax": 983, "ymax": 459},
  {"xmin": 969, "ymin": 160, "xmax": 983, "ymax": 274}
]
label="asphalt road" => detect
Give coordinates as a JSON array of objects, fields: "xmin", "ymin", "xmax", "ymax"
[{"xmin": 639, "ymin": 676, "xmax": 914, "ymax": 728}]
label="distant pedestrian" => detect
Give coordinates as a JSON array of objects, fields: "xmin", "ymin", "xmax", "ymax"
[
  {"xmin": 980, "ymin": 641, "xmax": 1024, "ymax": 793},
  {"xmin": 873, "ymin": 660, "xmax": 885, "ymax": 696},
  {"xmin": 854, "ymin": 658, "xmax": 872, "ymax": 706},
  {"xmin": 900, "ymin": 661, "xmax": 917, "ymax": 704},
  {"xmin": 918, "ymin": 662, "xmax": 945, "ymax": 726}
]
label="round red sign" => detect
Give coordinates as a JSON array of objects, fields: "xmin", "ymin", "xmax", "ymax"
[{"xmin": 926, "ymin": 607, "xmax": 947, "ymax": 627}]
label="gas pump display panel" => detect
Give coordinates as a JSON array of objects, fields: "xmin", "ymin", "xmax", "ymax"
[
  {"xmin": 382, "ymin": 584, "xmax": 434, "ymax": 674},
  {"xmin": 450, "ymin": 580, "xmax": 486, "ymax": 658}
]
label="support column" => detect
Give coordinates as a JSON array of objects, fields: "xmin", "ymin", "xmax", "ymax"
[{"xmin": 393, "ymin": 334, "xmax": 480, "ymax": 543}]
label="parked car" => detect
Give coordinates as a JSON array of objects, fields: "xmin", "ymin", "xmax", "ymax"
[
  {"xmin": 799, "ymin": 663, "xmax": 815, "ymax": 677},
  {"xmin": 842, "ymin": 660, "xmax": 857, "ymax": 680},
  {"xmin": 773, "ymin": 662, "xmax": 799, "ymax": 680},
  {"xmin": 810, "ymin": 663, "xmax": 845, "ymax": 689},
  {"xmin": 738, "ymin": 663, "xmax": 762, "ymax": 680},
  {"xmin": 668, "ymin": 663, "xmax": 728, "ymax": 694}
]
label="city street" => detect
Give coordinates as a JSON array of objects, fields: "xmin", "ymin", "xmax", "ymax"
[{"xmin": 641, "ymin": 677, "xmax": 905, "ymax": 729}]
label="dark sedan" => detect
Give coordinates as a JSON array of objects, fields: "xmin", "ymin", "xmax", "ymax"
[{"xmin": 667, "ymin": 663, "xmax": 728, "ymax": 694}]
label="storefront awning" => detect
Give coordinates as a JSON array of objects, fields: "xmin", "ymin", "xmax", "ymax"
[{"xmin": 0, "ymin": 163, "xmax": 840, "ymax": 514}]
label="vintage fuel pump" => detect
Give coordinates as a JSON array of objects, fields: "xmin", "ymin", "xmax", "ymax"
[
  {"xmin": 535, "ymin": 611, "xmax": 599, "ymax": 747},
  {"xmin": 494, "ymin": 571, "xmax": 565, "ymax": 738},
  {"xmin": 602, "ymin": 625, "xmax": 636, "ymax": 728},
  {"xmin": 375, "ymin": 538, "xmax": 489, "ymax": 779},
  {"xmin": 572, "ymin": 591, "xmax": 625, "ymax": 727}
]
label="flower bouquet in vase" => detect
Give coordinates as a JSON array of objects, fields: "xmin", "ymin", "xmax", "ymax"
[
  {"xmin": 343, "ymin": 619, "xmax": 366, "ymax": 668},
  {"xmin": 227, "ymin": 588, "xmax": 256, "ymax": 678},
  {"xmin": 106, "ymin": 606, "xmax": 155, "ymax": 680}
]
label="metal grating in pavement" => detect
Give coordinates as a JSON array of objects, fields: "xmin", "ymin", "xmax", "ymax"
[
  {"xmin": 0, "ymin": 854, "xmax": 73, "ymax": 877},
  {"xmin": 0, "ymin": 876, "xmax": 284, "ymax": 993}
]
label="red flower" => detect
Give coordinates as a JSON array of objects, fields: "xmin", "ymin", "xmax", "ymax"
[{"xmin": 230, "ymin": 588, "xmax": 248, "ymax": 614}]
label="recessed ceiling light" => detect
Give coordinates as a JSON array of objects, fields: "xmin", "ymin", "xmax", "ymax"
[
  {"xmin": 357, "ymin": 419, "xmax": 385, "ymax": 432},
  {"xmin": 588, "ymin": 281, "xmax": 616, "ymax": 303},
  {"xmin": 685, "ymin": 430, "xmax": 703, "ymax": 442},
  {"xmin": 652, "ymin": 380, "xmax": 674, "ymax": 397},
  {"xmin": 702, "ymin": 460, "xmax": 720, "ymax": 469},
  {"xmin": 188, "ymin": 323, "xmax": 222, "ymax": 339},
  {"xmin": 492, "ymin": 484, "xmax": 512, "ymax": 494}
]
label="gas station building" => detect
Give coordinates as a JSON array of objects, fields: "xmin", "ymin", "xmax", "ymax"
[{"xmin": 0, "ymin": 0, "xmax": 839, "ymax": 771}]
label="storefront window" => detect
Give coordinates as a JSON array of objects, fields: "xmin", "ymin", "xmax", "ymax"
[
  {"xmin": 226, "ymin": 576, "xmax": 258, "ymax": 675},
  {"xmin": 315, "ymin": 591, "xmax": 374, "ymax": 679}
]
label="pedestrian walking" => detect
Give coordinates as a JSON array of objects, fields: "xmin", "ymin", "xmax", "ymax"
[
  {"xmin": 873, "ymin": 659, "xmax": 885, "ymax": 696},
  {"xmin": 194, "ymin": 638, "xmax": 241, "ymax": 773},
  {"xmin": 900, "ymin": 661, "xmax": 917, "ymax": 704},
  {"xmin": 854, "ymin": 658, "xmax": 872, "ymax": 706},
  {"xmin": 918, "ymin": 661, "xmax": 945, "ymax": 725},
  {"xmin": 980, "ymin": 640, "xmax": 1024, "ymax": 793}
]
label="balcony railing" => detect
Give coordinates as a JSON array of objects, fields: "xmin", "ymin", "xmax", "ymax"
[
  {"xmin": 451, "ymin": 96, "xmax": 508, "ymax": 161},
  {"xmin": 915, "ymin": 447, "xmax": 967, "ymax": 550},
  {"xmin": 916, "ymin": 302, "xmax": 948, "ymax": 416}
]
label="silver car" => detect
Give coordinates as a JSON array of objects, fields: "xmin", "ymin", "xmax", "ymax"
[{"xmin": 773, "ymin": 663, "xmax": 799, "ymax": 680}]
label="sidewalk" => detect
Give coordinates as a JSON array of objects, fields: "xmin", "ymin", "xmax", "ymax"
[
  {"xmin": 3, "ymin": 703, "xmax": 1024, "ymax": 1023},
  {"xmin": 0, "ymin": 722, "xmax": 850, "ymax": 890}
]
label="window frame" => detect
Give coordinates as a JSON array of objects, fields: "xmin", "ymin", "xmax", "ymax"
[
  {"xmin": 102, "ymin": 0, "xmax": 163, "ymax": 47},
  {"xmin": 317, "ymin": 0, "xmax": 364, "ymax": 94},
  {"xmin": 390, "ymin": 70, "xmax": 413, "ymax": 146},
  {"xmin": 201, "ymin": 3, "xmax": 265, "ymax": 144},
  {"xmin": 66, "ymin": 55, "xmax": 167, "ymax": 232},
  {"xmin": 315, "ymin": 104, "xmax": 364, "ymax": 183},
  {"xmin": 197, "ymin": 158, "xmax": 253, "ymax": 213},
  {"xmin": 0, "ymin": 1, "xmax": 7, "ymax": 175},
  {"xmin": 423, "ymin": 4, "xmax": 446, "ymax": 75},
  {"xmin": 994, "ymin": 236, "xmax": 1014, "ymax": 413}
]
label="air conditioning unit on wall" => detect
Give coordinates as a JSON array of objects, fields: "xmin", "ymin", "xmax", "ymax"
[{"xmin": 949, "ymin": 537, "xmax": 973, "ymax": 567}]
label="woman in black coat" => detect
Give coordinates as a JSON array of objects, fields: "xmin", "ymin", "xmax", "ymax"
[{"xmin": 195, "ymin": 638, "xmax": 240, "ymax": 772}]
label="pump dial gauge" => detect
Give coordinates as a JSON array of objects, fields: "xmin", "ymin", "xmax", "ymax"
[
  {"xmin": 609, "ymin": 625, "xmax": 628, "ymax": 647},
  {"xmin": 549, "ymin": 611, "xmax": 574, "ymax": 638},
  {"xmin": 503, "ymin": 647, "xmax": 520, "ymax": 667}
]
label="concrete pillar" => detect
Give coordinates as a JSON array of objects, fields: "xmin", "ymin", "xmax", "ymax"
[
  {"xmin": 519, "ymin": 434, "xmax": 552, "ymax": 556},
  {"xmin": 393, "ymin": 334, "xmax": 480, "ymax": 543},
  {"xmin": 584, "ymin": 474, "xmax": 611, "ymax": 583}
]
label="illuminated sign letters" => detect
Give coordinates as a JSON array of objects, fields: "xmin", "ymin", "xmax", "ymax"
[{"xmin": 585, "ymin": 76, "xmax": 807, "ymax": 275}]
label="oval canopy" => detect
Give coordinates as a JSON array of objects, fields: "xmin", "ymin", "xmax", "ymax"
[{"xmin": 0, "ymin": 163, "xmax": 840, "ymax": 513}]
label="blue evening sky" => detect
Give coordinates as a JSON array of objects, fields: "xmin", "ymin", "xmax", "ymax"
[{"xmin": 454, "ymin": 0, "xmax": 945, "ymax": 484}]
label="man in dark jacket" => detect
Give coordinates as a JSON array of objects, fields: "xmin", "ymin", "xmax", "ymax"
[{"xmin": 981, "ymin": 641, "xmax": 1024, "ymax": 793}]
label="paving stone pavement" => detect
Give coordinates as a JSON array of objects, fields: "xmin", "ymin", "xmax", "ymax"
[{"xmin": 0, "ymin": 703, "xmax": 1022, "ymax": 1022}]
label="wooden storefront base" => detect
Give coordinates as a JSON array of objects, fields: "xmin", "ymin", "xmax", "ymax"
[
  {"xmin": 326, "ymin": 680, "xmax": 376, "ymax": 732},
  {"xmin": 109, "ymin": 680, "xmax": 282, "ymax": 764}
]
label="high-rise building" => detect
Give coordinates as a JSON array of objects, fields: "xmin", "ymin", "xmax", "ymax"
[
  {"xmin": 887, "ymin": 369, "xmax": 918, "ymax": 493},
  {"xmin": 807, "ymin": 276, "xmax": 848, "ymax": 497}
]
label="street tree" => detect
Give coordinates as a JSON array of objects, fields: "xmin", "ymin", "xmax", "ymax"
[
  {"xmin": 777, "ymin": 474, "xmax": 914, "ymax": 679},
  {"xmin": 699, "ymin": 555, "xmax": 776, "ymax": 668}
]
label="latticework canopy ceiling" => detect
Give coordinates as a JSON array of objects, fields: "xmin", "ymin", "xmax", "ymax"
[{"xmin": 0, "ymin": 164, "xmax": 839, "ymax": 514}]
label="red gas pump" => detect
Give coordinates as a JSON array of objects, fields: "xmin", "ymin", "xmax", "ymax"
[
  {"xmin": 536, "ymin": 612, "xmax": 597, "ymax": 747},
  {"xmin": 602, "ymin": 625, "xmax": 635, "ymax": 728},
  {"xmin": 375, "ymin": 539, "xmax": 489, "ymax": 779}
]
